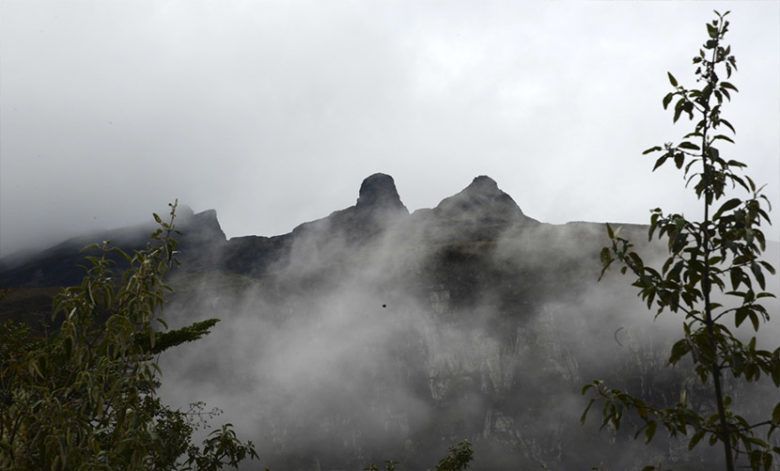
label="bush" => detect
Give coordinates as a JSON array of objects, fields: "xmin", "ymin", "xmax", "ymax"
[{"xmin": 0, "ymin": 202, "xmax": 258, "ymax": 470}]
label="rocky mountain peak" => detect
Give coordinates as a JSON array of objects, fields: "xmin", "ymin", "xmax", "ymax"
[
  {"xmin": 464, "ymin": 175, "xmax": 500, "ymax": 195},
  {"xmin": 288, "ymin": 173, "xmax": 408, "ymax": 244},
  {"xmin": 434, "ymin": 175, "xmax": 528, "ymax": 222},
  {"xmin": 187, "ymin": 209, "xmax": 226, "ymax": 240},
  {"xmin": 170, "ymin": 205, "xmax": 225, "ymax": 242},
  {"xmin": 356, "ymin": 173, "xmax": 407, "ymax": 212},
  {"xmin": 176, "ymin": 204, "xmax": 196, "ymax": 220}
]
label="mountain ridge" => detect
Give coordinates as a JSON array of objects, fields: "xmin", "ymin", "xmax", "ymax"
[{"xmin": 0, "ymin": 173, "xmax": 555, "ymax": 288}]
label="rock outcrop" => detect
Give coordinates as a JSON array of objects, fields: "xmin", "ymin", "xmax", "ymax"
[
  {"xmin": 355, "ymin": 173, "xmax": 407, "ymax": 213},
  {"xmin": 434, "ymin": 175, "xmax": 530, "ymax": 224}
]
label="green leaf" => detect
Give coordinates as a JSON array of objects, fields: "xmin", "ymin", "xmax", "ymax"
[
  {"xmin": 714, "ymin": 198, "xmax": 741, "ymax": 219},
  {"xmin": 662, "ymin": 93, "xmax": 674, "ymax": 109},
  {"xmin": 678, "ymin": 142, "xmax": 700, "ymax": 150},
  {"xmin": 669, "ymin": 339, "xmax": 691, "ymax": 364},
  {"xmin": 751, "ymin": 262, "xmax": 766, "ymax": 291},
  {"xmin": 759, "ymin": 261, "xmax": 776, "ymax": 275},
  {"xmin": 708, "ymin": 256, "xmax": 723, "ymax": 266},
  {"xmin": 581, "ymin": 398, "xmax": 595, "ymax": 424},
  {"xmin": 735, "ymin": 307, "xmax": 748, "ymax": 328},
  {"xmin": 643, "ymin": 146, "xmax": 662, "ymax": 155},
  {"xmin": 720, "ymin": 81, "xmax": 738, "ymax": 92},
  {"xmin": 688, "ymin": 430, "xmax": 706, "ymax": 450},
  {"xmin": 673, "ymin": 99, "xmax": 685, "ymax": 123},
  {"xmin": 683, "ymin": 101, "xmax": 694, "ymax": 120},
  {"xmin": 644, "ymin": 421, "xmax": 657, "ymax": 443},
  {"xmin": 667, "ymin": 72, "xmax": 678, "ymax": 87},
  {"xmin": 772, "ymin": 403, "xmax": 780, "ymax": 425},
  {"xmin": 653, "ymin": 155, "xmax": 669, "ymax": 171},
  {"xmin": 600, "ymin": 247, "xmax": 611, "ymax": 266},
  {"xmin": 750, "ymin": 311, "xmax": 760, "ymax": 331},
  {"xmin": 730, "ymin": 267, "xmax": 744, "ymax": 290},
  {"xmin": 674, "ymin": 153, "xmax": 685, "ymax": 169},
  {"xmin": 746, "ymin": 175, "xmax": 756, "ymax": 192}
]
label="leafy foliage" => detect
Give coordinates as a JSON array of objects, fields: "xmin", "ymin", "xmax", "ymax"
[
  {"xmin": 363, "ymin": 440, "xmax": 473, "ymax": 471},
  {"xmin": 433, "ymin": 440, "xmax": 473, "ymax": 471},
  {"xmin": 0, "ymin": 202, "xmax": 258, "ymax": 470},
  {"xmin": 583, "ymin": 11, "xmax": 779, "ymax": 471}
]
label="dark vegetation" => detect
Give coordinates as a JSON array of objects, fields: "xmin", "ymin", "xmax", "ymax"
[{"xmin": 0, "ymin": 203, "xmax": 259, "ymax": 469}]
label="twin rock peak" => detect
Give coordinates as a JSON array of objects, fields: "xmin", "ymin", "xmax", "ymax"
[
  {"xmin": 349, "ymin": 172, "xmax": 534, "ymax": 226},
  {"xmin": 180, "ymin": 173, "xmax": 534, "ymax": 239}
]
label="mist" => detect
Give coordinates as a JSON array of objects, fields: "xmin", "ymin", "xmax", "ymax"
[
  {"xmin": 2, "ymin": 1, "xmax": 778, "ymax": 257},
  {"xmin": 2, "ymin": 1, "xmax": 778, "ymax": 468},
  {"xmin": 154, "ymin": 184, "xmax": 780, "ymax": 469}
]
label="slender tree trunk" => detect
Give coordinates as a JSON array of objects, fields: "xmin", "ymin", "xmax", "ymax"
[
  {"xmin": 702, "ymin": 263, "xmax": 735, "ymax": 470},
  {"xmin": 700, "ymin": 69, "xmax": 736, "ymax": 469}
]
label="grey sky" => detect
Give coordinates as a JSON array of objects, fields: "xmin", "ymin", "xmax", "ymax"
[{"xmin": 1, "ymin": 1, "xmax": 778, "ymax": 256}]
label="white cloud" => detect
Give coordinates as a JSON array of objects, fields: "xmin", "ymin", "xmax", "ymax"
[{"xmin": 1, "ymin": 1, "xmax": 778, "ymax": 255}]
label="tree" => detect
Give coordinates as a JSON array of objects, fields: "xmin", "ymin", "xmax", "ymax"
[
  {"xmin": 581, "ymin": 11, "xmax": 780, "ymax": 471},
  {"xmin": 0, "ymin": 202, "xmax": 258, "ymax": 470},
  {"xmin": 363, "ymin": 439, "xmax": 473, "ymax": 471},
  {"xmin": 432, "ymin": 440, "xmax": 473, "ymax": 471}
]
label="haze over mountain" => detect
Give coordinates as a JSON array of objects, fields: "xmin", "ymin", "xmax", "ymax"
[
  {"xmin": 1, "ymin": 174, "xmax": 777, "ymax": 470},
  {"xmin": 2, "ymin": 2, "xmax": 778, "ymax": 260}
]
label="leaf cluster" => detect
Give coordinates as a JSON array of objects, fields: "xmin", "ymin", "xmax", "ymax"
[
  {"xmin": 585, "ymin": 11, "xmax": 780, "ymax": 471},
  {"xmin": 363, "ymin": 440, "xmax": 473, "ymax": 471},
  {"xmin": 0, "ymin": 202, "xmax": 258, "ymax": 470}
]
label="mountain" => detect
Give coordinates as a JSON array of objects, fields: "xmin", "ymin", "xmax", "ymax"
[
  {"xmin": 0, "ymin": 173, "xmax": 549, "ymax": 289},
  {"xmin": 2, "ymin": 174, "xmax": 776, "ymax": 470}
]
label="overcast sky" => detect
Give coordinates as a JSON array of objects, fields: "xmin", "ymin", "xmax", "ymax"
[{"xmin": 1, "ymin": 1, "xmax": 778, "ymax": 256}]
